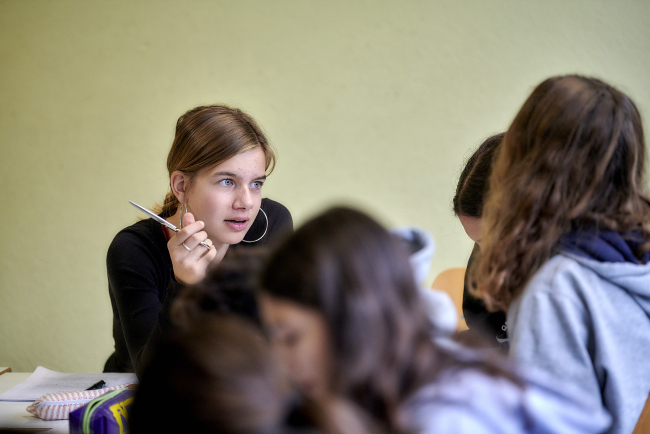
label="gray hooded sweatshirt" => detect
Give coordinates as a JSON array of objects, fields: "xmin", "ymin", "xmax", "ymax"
[{"xmin": 508, "ymin": 252, "xmax": 650, "ymax": 434}]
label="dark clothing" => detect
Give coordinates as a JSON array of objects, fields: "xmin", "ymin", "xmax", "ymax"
[
  {"xmin": 104, "ymin": 199, "xmax": 292, "ymax": 376},
  {"xmin": 558, "ymin": 229, "xmax": 650, "ymax": 264},
  {"xmin": 462, "ymin": 243, "xmax": 508, "ymax": 347}
]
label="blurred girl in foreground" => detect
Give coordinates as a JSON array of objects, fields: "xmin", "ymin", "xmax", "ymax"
[
  {"xmin": 258, "ymin": 207, "xmax": 610, "ymax": 434},
  {"xmin": 476, "ymin": 75, "xmax": 650, "ymax": 434},
  {"xmin": 129, "ymin": 315, "xmax": 294, "ymax": 434},
  {"xmin": 131, "ymin": 257, "xmax": 375, "ymax": 434}
]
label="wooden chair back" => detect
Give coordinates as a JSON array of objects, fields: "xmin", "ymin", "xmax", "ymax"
[
  {"xmin": 633, "ymin": 390, "xmax": 650, "ymax": 434},
  {"xmin": 431, "ymin": 267, "xmax": 468, "ymax": 331}
]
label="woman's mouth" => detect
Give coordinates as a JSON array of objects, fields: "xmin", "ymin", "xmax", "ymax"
[{"xmin": 224, "ymin": 219, "xmax": 248, "ymax": 231}]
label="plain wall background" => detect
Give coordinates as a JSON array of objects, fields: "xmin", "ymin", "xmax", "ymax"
[{"xmin": 1, "ymin": 0, "xmax": 649, "ymax": 372}]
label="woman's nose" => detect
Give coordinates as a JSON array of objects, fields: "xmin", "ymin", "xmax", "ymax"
[{"xmin": 234, "ymin": 186, "xmax": 254, "ymax": 209}]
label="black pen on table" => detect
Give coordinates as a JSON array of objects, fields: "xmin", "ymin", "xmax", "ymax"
[{"xmin": 86, "ymin": 380, "xmax": 106, "ymax": 390}]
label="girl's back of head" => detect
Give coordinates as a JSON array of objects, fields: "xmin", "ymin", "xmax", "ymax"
[
  {"xmin": 478, "ymin": 74, "xmax": 650, "ymax": 310},
  {"xmin": 129, "ymin": 315, "xmax": 293, "ymax": 434},
  {"xmin": 172, "ymin": 248, "xmax": 267, "ymax": 329},
  {"xmin": 453, "ymin": 132, "xmax": 505, "ymax": 218}
]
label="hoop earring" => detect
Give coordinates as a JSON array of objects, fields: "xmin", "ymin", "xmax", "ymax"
[
  {"xmin": 242, "ymin": 208, "xmax": 268, "ymax": 243},
  {"xmin": 179, "ymin": 203, "xmax": 188, "ymax": 230}
]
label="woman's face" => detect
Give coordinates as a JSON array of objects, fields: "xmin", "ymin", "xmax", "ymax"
[
  {"xmin": 459, "ymin": 215, "xmax": 484, "ymax": 247},
  {"xmin": 258, "ymin": 294, "xmax": 333, "ymax": 399},
  {"xmin": 185, "ymin": 147, "xmax": 266, "ymax": 247}
]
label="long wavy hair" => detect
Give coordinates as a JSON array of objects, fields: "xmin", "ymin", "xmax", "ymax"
[
  {"xmin": 475, "ymin": 75, "xmax": 650, "ymax": 311},
  {"xmin": 261, "ymin": 207, "xmax": 515, "ymax": 432}
]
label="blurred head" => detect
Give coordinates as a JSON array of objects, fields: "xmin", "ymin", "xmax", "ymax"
[
  {"xmin": 129, "ymin": 315, "xmax": 293, "ymax": 434},
  {"xmin": 172, "ymin": 248, "xmax": 267, "ymax": 329},
  {"xmin": 156, "ymin": 105, "xmax": 276, "ymax": 246},
  {"xmin": 453, "ymin": 133, "xmax": 504, "ymax": 247},
  {"xmin": 259, "ymin": 207, "xmax": 439, "ymax": 428},
  {"xmin": 478, "ymin": 75, "xmax": 650, "ymax": 311}
]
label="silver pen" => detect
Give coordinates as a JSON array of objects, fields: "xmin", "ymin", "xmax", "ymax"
[{"xmin": 129, "ymin": 201, "xmax": 211, "ymax": 249}]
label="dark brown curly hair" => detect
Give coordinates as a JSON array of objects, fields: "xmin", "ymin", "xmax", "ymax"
[{"xmin": 475, "ymin": 75, "xmax": 650, "ymax": 312}]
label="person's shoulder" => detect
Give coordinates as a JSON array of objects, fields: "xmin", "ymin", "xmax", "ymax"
[
  {"xmin": 515, "ymin": 366, "xmax": 612, "ymax": 433},
  {"xmin": 405, "ymin": 367, "xmax": 519, "ymax": 434},
  {"xmin": 537, "ymin": 253, "xmax": 582, "ymax": 277},
  {"xmin": 407, "ymin": 364, "xmax": 610, "ymax": 434},
  {"xmin": 261, "ymin": 198, "xmax": 293, "ymax": 236},
  {"xmin": 410, "ymin": 345, "xmax": 521, "ymax": 405},
  {"xmin": 525, "ymin": 254, "xmax": 596, "ymax": 298},
  {"xmin": 108, "ymin": 218, "xmax": 166, "ymax": 260},
  {"xmin": 111, "ymin": 218, "xmax": 159, "ymax": 244},
  {"xmin": 261, "ymin": 198, "xmax": 292, "ymax": 221},
  {"xmin": 507, "ymin": 255, "xmax": 593, "ymax": 327}
]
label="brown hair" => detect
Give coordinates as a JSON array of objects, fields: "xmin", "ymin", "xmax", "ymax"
[
  {"xmin": 172, "ymin": 248, "xmax": 268, "ymax": 329},
  {"xmin": 155, "ymin": 105, "xmax": 276, "ymax": 216},
  {"xmin": 129, "ymin": 315, "xmax": 293, "ymax": 434},
  {"xmin": 261, "ymin": 207, "xmax": 516, "ymax": 432},
  {"xmin": 476, "ymin": 75, "xmax": 650, "ymax": 311},
  {"xmin": 453, "ymin": 133, "xmax": 505, "ymax": 218},
  {"xmin": 170, "ymin": 251, "xmax": 380, "ymax": 434}
]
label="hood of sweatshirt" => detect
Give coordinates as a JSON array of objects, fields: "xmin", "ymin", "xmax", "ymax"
[
  {"xmin": 558, "ymin": 230, "xmax": 650, "ymax": 315},
  {"xmin": 391, "ymin": 226, "xmax": 436, "ymax": 285},
  {"xmin": 391, "ymin": 227, "xmax": 458, "ymax": 334}
]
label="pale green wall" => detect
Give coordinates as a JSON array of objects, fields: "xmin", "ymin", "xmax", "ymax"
[{"xmin": 1, "ymin": 0, "xmax": 649, "ymax": 372}]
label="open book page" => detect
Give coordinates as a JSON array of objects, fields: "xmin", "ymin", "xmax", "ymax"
[{"xmin": 0, "ymin": 367, "xmax": 137, "ymax": 402}]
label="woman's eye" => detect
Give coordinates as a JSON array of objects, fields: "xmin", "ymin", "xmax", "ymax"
[
  {"xmin": 219, "ymin": 179, "xmax": 234, "ymax": 187},
  {"xmin": 251, "ymin": 181, "xmax": 263, "ymax": 189}
]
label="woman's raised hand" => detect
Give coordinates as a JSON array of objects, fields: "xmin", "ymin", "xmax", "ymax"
[{"xmin": 168, "ymin": 213, "xmax": 217, "ymax": 285}]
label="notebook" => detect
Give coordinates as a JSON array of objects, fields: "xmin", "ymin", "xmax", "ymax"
[{"xmin": 0, "ymin": 367, "xmax": 137, "ymax": 402}]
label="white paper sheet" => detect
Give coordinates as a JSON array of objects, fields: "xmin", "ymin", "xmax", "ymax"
[{"xmin": 0, "ymin": 367, "xmax": 137, "ymax": 402}]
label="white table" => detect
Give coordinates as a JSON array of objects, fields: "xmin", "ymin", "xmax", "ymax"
[{"xmin": 0, "ymin": 372, "xmax": 69, "ymax": 433}]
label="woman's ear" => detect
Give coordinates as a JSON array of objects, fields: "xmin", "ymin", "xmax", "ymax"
[{"xmin": 170, "ymin": 171, "xmax": 189, "ymax": 204}]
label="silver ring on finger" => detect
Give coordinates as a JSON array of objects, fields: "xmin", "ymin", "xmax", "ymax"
[{"xmin": 182, "ymin": 242, "xmax": 192, "ymax": 252}]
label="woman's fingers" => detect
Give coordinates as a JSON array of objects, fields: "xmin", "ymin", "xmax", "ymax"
[
  {"xmin": 181, "ymin": 212, "xmax": 197, "ymax": 232},
  {"xmin": 181, "ymin": 230, "xmax": 209, "ymax": 251},
  {"xmin": 167, "ymin": 212, "xmax": 215, "ymax": 285},
  {"xmin": 174, "ymin": 214, "xmax": 203, "ymax": 244},
  {"xmin": 197, "ymin": 240, "xmax": 218, "ymax": 265},
  {"xmin": 184, "ymin": 234, "xmax": 213, "ymax": 263}
]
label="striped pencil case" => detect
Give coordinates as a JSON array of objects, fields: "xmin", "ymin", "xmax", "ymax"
[{"xmin": 26, "ymin": 384, "xmax": 132, "ymax": 421}]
